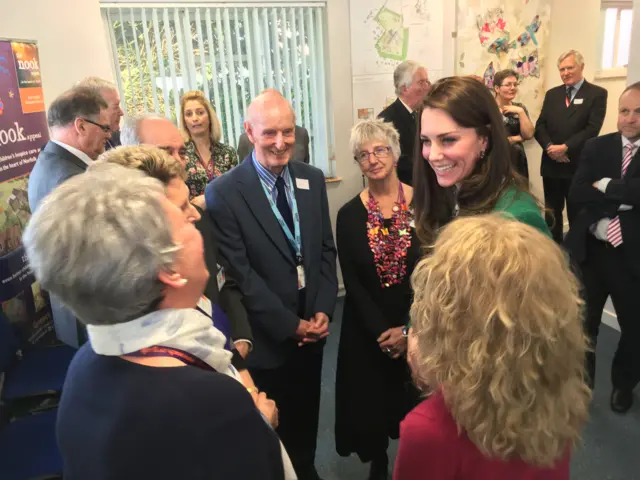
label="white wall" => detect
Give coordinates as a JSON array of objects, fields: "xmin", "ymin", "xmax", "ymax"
[{"xmin": 0, "ymin": 0, "xmax": 113, "ymax": 108}]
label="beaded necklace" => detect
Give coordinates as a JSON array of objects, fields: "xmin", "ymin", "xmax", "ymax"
[{"xmin": 366, "ymin": 182, "xmax": 413, "ymax": 288}]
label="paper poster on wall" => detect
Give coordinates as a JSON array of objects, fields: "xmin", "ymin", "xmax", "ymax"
[
  {"xmin": 0, "ymin": 39, "xmax": 53, "ymax": 344},
  {"xmin": 350, "ymin": 0, "xmax": 445, "ymax": 77},
  {"xmin": 455, "ymin": 0, "xmax": 551, "ymax": 118}
]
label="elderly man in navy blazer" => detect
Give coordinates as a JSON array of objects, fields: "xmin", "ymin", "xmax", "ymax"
[{"xmin": 206, "ymin": 90, "xmax": 337, "ymax": 480}]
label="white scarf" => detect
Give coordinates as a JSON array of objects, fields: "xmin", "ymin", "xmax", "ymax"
[
  {"xmin": 87, "ymin": 308, "xmax": 297, "ymax": 479},
  {"xmin": 87, "ymin": 308, "xmax": 236, "ymax": 377}
]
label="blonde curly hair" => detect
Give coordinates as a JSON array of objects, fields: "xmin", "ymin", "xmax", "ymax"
[
  {"xmin": 409, "ymin": 214, "xmax": 590, "ymax": 467},
  {"xmin": 96, "ymin": 145, "xmax": 187, "ymax": 184}
]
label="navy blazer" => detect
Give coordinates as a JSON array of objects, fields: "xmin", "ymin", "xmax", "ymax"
[
  {"xmin": 565, "ymin": 132, "xmax": 640, "ymax": 277},
  {"xmin": 28, "ymin": 141, "xmax": 89, "ymax": 347},
  {"xmin": 28, "ymin": 141, "xmax": 88, "ymax": 213},
  {"xmin": 534, "ymin": 80, "xmax": 608, "ymax": 179},
  {"xmin": 205, "ymin": 157, "xmax": 338, "ymax": 369}
]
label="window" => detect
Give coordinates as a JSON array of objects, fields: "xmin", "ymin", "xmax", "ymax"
[
  {"xmin": 599, "ymin": 2, "xmax": 633, "ymax": 74},
  {"xmin": 101, "ymin": 4, "xmax": 331, "ymax": 173}
]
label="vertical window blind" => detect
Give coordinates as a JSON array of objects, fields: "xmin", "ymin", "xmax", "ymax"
[{"xmin": 101, "ymin": 3, "xmax": 330, "ymax": 173}]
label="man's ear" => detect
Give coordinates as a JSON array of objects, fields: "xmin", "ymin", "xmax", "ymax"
[
  {"xmin": 158, "ymin": 269, "xmax": 188, "ymax": 289},
  {"xmin": 74, "ymin": 117, "xmax": 86, "ymax": 136},
  {"xmin": 244, "ymin": 121, "xmax": 255, "ymax": 144}
]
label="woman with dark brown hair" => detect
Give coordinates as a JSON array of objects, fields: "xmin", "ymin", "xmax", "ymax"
[
  {"xmin": 493, "ymin": 69, "xmax": 534, "ymax": 178},
  {"xmin": 413, "ymin": 76, "xmax": 550, "ymax": 245}
]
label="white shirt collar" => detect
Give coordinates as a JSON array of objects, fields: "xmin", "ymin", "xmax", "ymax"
[
  {"xmin": 398, "ymin": 97, "xmax": 413, "ymax": 114},
  {"xmin": 622, "ymin": 136, "xmax": 640, "ymax": 151},
  {"xmin": 51, "ymin": 140, "xmax": 93, "ymax": 165}
]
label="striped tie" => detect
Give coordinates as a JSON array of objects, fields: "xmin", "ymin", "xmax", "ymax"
[{"xmin": 606, "ymin": 143, "xmax": 635, "ymax": 247}]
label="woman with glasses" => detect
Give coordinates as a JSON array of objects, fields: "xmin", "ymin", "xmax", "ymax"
[
  {"xmin": 180, "ymin": 91, "xmax": 239, "ymax": 208},
  {"xmin": 493, "ymin": 69, "xmax": 534, "ymax": 178},
  {"xmin": 335, "ymin": 119, "xmax": 420, "ymax": 480}
]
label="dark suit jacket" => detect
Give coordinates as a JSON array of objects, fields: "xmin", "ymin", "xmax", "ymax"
[
  {"xmin": 205, "ymin": 157, "xmax": 338, "ymax": 369},
  {"xmin": 534, "ymin": 80, "xmax": 608, "ymax": 178},
  {"xmin": 28, "ymin": 141, "xmax": 89, "ymax": 347},
  {"xmin": 564, "ymin": 133, "xmax": 640, "ymax": 277},
  {"xmin": 237, "ymin": 126, "xmax": 310, "ymax": 164},
  {"xmin": 378, "ymin": 98, "xmax": 417, "ymax": 185},
  {"xmin": 194, "ymin": 206, "xmax": 252, "ymax": 343}
]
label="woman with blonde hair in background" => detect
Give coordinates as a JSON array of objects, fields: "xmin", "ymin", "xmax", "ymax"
[
  {"xmin": 180, "ymin": 90, "xmax": 239, "ymax": 207},
  {"xmin": 395, "ymin": 214, "xmax": 591, "ymax": 480}
]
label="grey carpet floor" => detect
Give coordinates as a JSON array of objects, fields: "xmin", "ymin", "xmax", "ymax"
[{"xmin": 315, "ymin": 298, "xmax": 640, "ymax": 479}]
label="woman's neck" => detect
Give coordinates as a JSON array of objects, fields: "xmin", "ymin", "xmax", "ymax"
[
  {"xmin": 192, "ymin": 133, "xmax": 211, "ymax": 149},
  {"xmin": 496, "ymin": 96, "xmax": 512, "ymax": 108},
  {"xmin": 368, "ymin": 174, "xmax": 399, "ymax": 199}
]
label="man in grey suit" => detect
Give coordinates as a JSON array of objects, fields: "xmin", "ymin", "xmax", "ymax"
[
  {"xmin": 28, "ymin": 86, "xmax": 111, "ymax": 346},
  {"xmin": 206, "ymin": 90, "xmax": 337, "ymax": 480},
  {"xmin": 237, "ymin": 120, "xmax": 310, "ymax": 164}
]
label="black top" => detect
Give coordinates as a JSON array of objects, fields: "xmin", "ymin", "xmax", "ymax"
[
  {"xmin": 336, "ymin": 195, "xmax": 421, "ymax": 338},
  {"xmin": 57, "ymin": 344, "xmax": 284, "ymax": 480},
  {"xmin": 334, "ymin": 194, "xmax": 421, "ymax": 459},
  {"xmin": 503, "ymin": 102, "xmax": 530, "ymax": 178}
]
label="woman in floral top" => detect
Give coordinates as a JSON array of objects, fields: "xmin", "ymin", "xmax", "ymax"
[{"xmin": 180, "ymin": 90, "xmax": 239, "ymax": 207}]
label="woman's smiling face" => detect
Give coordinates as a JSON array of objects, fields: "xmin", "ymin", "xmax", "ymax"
[{"xmin": 420, "ymin": 107, "xmax": 488, "ymax": 187}]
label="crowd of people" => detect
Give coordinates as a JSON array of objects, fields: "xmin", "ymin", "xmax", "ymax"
[{"xmin": 20, "ymin": 45, "xmax": 639, "ymax": 479}]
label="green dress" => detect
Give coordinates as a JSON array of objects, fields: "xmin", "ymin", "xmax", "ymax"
[
  {"xmin": 405, "ymin": 186, "xmax": 550, "ymax": 329},
  {"xmin": 184, "ymin": 139, "xmax": 239, "ymax": 198},
  {"xmin": 492, "ymin": 186, "xmax": 551, "ymax": 237}
]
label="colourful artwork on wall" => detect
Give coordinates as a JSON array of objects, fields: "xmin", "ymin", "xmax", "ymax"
[{"xmin": 456, "ymin": 0, "xmax": 551, "ymax": 117}]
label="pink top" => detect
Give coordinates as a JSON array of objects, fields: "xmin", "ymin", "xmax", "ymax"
[{"xmin": 394, "ymin": 392, "xmax": 570, "ymax": 480}]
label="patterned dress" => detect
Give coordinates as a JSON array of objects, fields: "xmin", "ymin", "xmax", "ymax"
[{"xmin": 184, "ymin": 139, "xmax": 239, "ymax": 198}]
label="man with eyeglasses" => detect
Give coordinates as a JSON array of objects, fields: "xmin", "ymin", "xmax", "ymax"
[
  {"xmin": 28, "ymin": 86, "xmax": 111, "ymax": 346},
  {"xmin": 76, "ymin": 77, "xmax": 125, "ymax": 150},
  {"xmin": 378, "ymin": 60, "xmax": 431, "ymax": 186}
]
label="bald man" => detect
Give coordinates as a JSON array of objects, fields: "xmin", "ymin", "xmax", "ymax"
[{"xmin": 206, "ymin": 91, "xmax": 338, "ymax": 480}]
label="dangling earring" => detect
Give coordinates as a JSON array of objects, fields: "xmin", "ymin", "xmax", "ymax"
[{"xmin": 479, "ymin": 150, "xmax": 487, "ymax": 160}]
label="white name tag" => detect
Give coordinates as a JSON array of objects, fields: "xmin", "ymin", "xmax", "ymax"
[
  {"xmin": 297, "ymin": 264, "xmax": 306, "ymax": 290},
  {"xmin": 197, "ymin": 295, "xmax": 213, "ymax": 317},
  {"xmin": 216, "ymin": 264, "xmax": 226, "ymax": 291},
  {"xmin": 574, "ymin": 98, "xmax": 584, "ymax": 105},
  {"xmin": 296, "ymin": 178, "xmax": 310, "ymax": 190}
]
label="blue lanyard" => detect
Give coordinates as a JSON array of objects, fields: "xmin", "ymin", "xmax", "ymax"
[{"xmin": 258, "ymin": 173, "xmax": 303, "ymax": 263}]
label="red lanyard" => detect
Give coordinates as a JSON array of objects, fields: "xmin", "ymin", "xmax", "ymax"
[{"xmin": 127, "ymin": 346, "xmax": 216, "ymax": 372}]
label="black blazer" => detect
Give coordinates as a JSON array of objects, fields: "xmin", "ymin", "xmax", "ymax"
[
  {"xmin": 564, "ymin": 133, "xmax": 640, "ymax": 277},
  {"xmin": 534, "ymin": 80, "xmax": 607, "ymax": 178},
  {"xmin": 194, "ymin": 206, "xmax": 252, "ymax": 344},
  {"xmin": 205, "ymin": 157, "xmax": 338, "ymax": 369},
  {"xmin": 378, "ymin": 98, "xmax": 416, "ymax": 185},
  {"xmin": 28, "ymin": 141, "xmax": 89, "ymax": 348}
]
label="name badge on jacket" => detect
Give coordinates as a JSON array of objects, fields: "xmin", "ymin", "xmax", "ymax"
[
  {"xmin": 297, "ymin": 265, "xmax": 306, "ymax": 290},
  {"xmin": 574, "ymin": 98, "xmax": 584, "ymax": 105},
  {"xmin": 296, "ymin": 178, "xmax": 310, "ymax": 190},
  {"xmin": 216, "ymin": 264, "xmax": 226, "ymax": 291}
]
